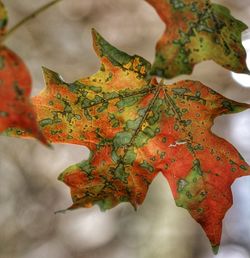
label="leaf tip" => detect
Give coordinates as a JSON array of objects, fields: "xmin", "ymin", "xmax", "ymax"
[
  {"xmin": 91, "ymin": 27, "xmax": 98, "ymax": 37},
  {"xmin": 37, "ymin": 133, "xmax": 49, "ymax": 146},
  {"xmin": 57, "ymin": 171, "xmax": 65, "ymax": 182},
  {"xmin": 212, "ymin": 245, "xmax": 220, "ymax": 255},
  {"xmin": 45, "ymin": 141, "xmax": 53, "ymax": 148},
  {"xmin": 91, "ymin": 28, "xmax": 106, "ymax": 58},
  {"xmin": 242, "ymin": 67, "xmax": 250, "ymax": 75},
  {"xmin": 42, "ymin": 66, "xmax": 57, "ymax": 77},
  {"xmin": 42, "ymin": 66, "xmax": 64, "ymax": 86},
  {"xmin": 228, "ymin": 101, "xmax": 250, "ymax": 114},
  {"xmin": 91, "ymin": 28, "xmax": 151, "ymax": 76},
  {"xmin": 91, "ymin": 28, "xmax": 101, "ymax": 45}
]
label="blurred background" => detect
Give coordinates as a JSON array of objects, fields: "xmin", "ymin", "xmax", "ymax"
[{"xmin": 0, "ymin": 0, "xmax": 250, "ymax": 257}]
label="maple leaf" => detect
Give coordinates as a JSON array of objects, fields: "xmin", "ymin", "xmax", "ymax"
[
  {"xmin": 146, "ymin": 0, "xmax": 249, "ymax": 78},
  {"xmin": 0, "ymin": 1, "xmax": 46, "ymax": 143},
  {"xmin": 7, "ymin": 29, "xmax": 250, "ymax": 253}
]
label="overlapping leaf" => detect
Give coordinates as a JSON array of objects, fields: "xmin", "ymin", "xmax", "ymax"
[
  {"xmin": 8, "ymin": 30, "xmax": 250, "ymax": 252},
  {"xmin": 0, "ymin": 1, "xmax": 46, "ymax": 143},
  {"xmin": 146, "ymin": 0, "xmax": 249, "ymax": 78}
]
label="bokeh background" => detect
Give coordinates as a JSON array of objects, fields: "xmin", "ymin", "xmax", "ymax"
[{"xmin": 0, "ymin": 0, "xmax": 250, "ymax": 257}]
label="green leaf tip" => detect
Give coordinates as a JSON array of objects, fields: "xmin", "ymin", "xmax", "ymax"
[
  {"xmin": 42, "ymin": 66, "xmax": 64, "ymax": 86},
  {"xmin": 212, "ymin": 245, "xmax": 220, "ymax": 255},
  {"xmin": 91, "ymin": 28, "xmax": 151, "ymax": 76},
  {"xmin": 91, "ymin": 28, "xmax": 132, "ymax": 64},
  {"xmin": 212, "ymin": 3, "xmax": 248, "ymax": 32}
]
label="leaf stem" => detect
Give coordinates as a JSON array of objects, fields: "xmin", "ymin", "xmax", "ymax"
[{"xmin": 2, "ymin": 0, "xmax": 63, "ymax": 42}]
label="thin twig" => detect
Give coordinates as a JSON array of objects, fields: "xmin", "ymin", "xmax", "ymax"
[{"xmin": 2, "ymin": 0, "xmax": 63, "ymax": 42}]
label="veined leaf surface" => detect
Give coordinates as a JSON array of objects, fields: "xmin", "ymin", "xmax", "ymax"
[{"xmin": 146, "ymin": 0, "xmax": 249, "ymax": 78}]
